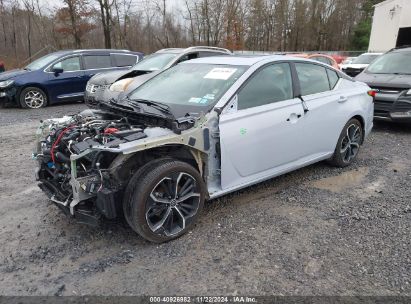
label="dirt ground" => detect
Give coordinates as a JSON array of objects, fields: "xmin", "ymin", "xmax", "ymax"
[{"xmin": 0, "ymin": 103, "xmax": 410, "ymax": 296}]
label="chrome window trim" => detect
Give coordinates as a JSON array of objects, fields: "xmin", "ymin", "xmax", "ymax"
[{"xmin": 44, "ymin": 52, "xmax": 139, "ymax": 73}]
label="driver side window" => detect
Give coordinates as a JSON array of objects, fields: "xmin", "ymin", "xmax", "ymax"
[
  {"xmin": 237, "ymin": 63, "xmax": 293, "ymax": 110},
  {"xmin": 52, "ymin": 56, "xmax": 81, "ymax": 72}
]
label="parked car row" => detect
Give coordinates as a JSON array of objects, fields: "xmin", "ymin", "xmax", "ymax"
[
  {"xmin": 0, "ymin": 49, "xmax": 143, "ymax": 108},
  {"xmin": 85, "ymin": 46, "xmax": 232, "ymax": 108}
]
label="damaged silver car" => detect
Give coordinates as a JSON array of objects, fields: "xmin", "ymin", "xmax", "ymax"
[{"xmin": 34, "ymin": 56, "xmax": 374, "ymax": 243}]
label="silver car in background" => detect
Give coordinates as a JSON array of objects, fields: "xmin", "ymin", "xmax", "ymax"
[
  {"xmin": 84, "ymin": 46, "xmax": 232, "ymax": 107},
  {"xmin": 35, "ymin": 56, "xmax": 374, "ymax": 243}
]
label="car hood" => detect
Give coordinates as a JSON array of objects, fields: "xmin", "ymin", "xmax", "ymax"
[
  {"xmin": 89, "ymin": 69, "xmax": 154, "ymax": 86},
  {"xmin": 94, "ymin": 72, "xmax": 160, "ymax": 107},
  {"xmin": 355, "ymin": 73, "xmax": 411, "ymax": 89},
  {"xmin": 122, "ymin": 71, "xmax": 160, "ymax": 94},
  {"xmin": 0, "ymin": 69, "xmax": 29, "ymax": 81},
  {"xmin": 89, "ymin": 70, "xmax": 131, "ymax": 85}
]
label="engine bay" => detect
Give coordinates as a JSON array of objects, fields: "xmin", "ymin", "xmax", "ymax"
[
  {"xmin": 33, "ymin": 109, "xmax": 175, "ymax": 224},
  {"xmin": 33, "ymin": 106, "xmax": 212, "ymax": 226}
]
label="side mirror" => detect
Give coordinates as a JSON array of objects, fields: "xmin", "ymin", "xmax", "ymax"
[{"xmin": 52, "ymin": 67, "xmax": 64, "ymax": 75}]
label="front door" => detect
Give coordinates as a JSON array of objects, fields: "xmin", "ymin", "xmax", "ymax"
[
  {"xmin": 219, "ymin": 63, "xmax": 307, "ymax": 190},
  {"xmin": 47, "ymin": 56, "xmax": 85, "ymax": 102}
]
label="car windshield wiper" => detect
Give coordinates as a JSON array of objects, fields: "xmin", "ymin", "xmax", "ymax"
[{"xmin": 127, "ymin": 98, "xmax": 173, "ymax": 117}]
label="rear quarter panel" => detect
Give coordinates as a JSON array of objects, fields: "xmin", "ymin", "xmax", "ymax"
[{"xmin": 338, "ymin": 79, "xmax": 374, "ymax": 138}]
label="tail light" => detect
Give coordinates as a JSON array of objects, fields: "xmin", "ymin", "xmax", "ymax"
[{"xmin": 367, "ymin": 90, "xmax": 377, "ymax": 100}]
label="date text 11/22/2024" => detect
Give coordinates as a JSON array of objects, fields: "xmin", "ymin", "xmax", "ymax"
[{"xmin": 149, "ymin": 296, "xmax": 257, "ymax": 303}]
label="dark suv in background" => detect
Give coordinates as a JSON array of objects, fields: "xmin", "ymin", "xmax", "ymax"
[
  {"xmin": 85, "ymin": 46, "xmax": 232, "ymax": 108},
  {"xmin": 0, "ymin": 49, "xmax": 143, "ymax": 109},
  {"xmin": 355, "ymin": 47, "xmax": 411, "ymax": 122}
]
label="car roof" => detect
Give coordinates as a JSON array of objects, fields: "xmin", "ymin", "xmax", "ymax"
[
  {"xmin": 180, "ymin": 55, "xmax": 317, "ymax": 66},
  {"xmin": 52, "ymin": 49, "xmax": 143, "ymax": 56},
  {"xmin": 155, "ymin": 48, "xmax": 185, "ymax": 54},
  {"xmin": 155, "ymin": 46, "xmax": 231, "ymax": 55}
]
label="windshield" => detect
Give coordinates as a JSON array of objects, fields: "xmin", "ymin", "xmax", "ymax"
[
  {"xmin": 128, "ymin": 63, "xmax": 247, "ymax": 108},
  {"xmin": 366, "ymin": 51, "xmax": 411, "ymax": 74},
  {"xmin": 25, "ymin": 53, "xmax": 61, "ymax": 71},
  {"xmin": 352, "ymin": 54, "xmax": 380, "ymax": 65},
  {"xmin": 342, "ymin": 57, "xmax": 356, "ymax": 64},
  {"xmin": 132, "ymin": 53, "xmax": 177, "ymax": 71}
]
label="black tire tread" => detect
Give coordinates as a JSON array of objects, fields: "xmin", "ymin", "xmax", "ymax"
[
  {"xmin": 124, "ymin": 158, "xmax": 205, "ymax": 243},
  {"xmin": 122, "ymin": 158, "xmax": 174, "ymax": 230},
  {"xmin": 328, "ymin": 118, "xmax": 363, "ymax": 168}
]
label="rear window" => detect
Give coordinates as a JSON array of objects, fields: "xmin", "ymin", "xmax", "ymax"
[
  {"xmin": 83, "ymin": 55, "xmax": 112, "ymax": 69},
  {"xmin": 199, "ymin": 51, "xmax": 229, "ymax": 58},
  {"xmin": 295, "ymin": 63, "xmax": 330, "ymax": 95},
  {"xmin": 112, "ymin": 54, "xmax": 138, "ymax": 67},
  {"xmin": 327, "ymin": 69, "xmax": 340, "ymax": 89}
]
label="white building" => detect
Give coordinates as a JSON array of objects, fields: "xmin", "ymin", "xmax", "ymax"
[{"xmin": 368, "ymin": 0, "xmax": 411, "ymax": 52}]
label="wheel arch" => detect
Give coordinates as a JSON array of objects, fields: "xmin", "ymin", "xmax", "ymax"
[
  {"xmin": 109, "ymin": 144, "xmax": 208, "ymax": 187},
  {"xmin": 350, "ymin": 114, "xmax": 365, "ymax": 144},
  {"xmin": 17, "ymin": 83, "xmax": 50, "ymax": 105}
]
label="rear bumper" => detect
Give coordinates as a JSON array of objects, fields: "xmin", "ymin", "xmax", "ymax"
[{"xmin": 373, "ymin": 95, "xmax": 411, "ymax": 122}]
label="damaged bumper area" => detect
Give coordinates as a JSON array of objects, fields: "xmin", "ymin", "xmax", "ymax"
[
  {"xmin": 0, "ymin": 86, "xmax": 18, "ymax": 106},
  {"xmin": 33, "ymin": 109, "xmax": 209, "ymax": 226},
  {"xmin": 34, "ymin": 110, "xmax": 149, "ymax": 225}
]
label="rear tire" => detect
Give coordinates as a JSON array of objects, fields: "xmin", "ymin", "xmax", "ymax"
[
  {"xmin": 328, "ymin": 118, "xmax": 363, "ymax": 167},
  {"xmin": 19, "ymin": 87, "xmax": 48, "ymax": 109},
  {"xmin": 123, "ymin": 159, "xmax": 206, "ymax": 243}
]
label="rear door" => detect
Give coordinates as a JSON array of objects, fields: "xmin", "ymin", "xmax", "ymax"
[
  {"xmin": 46, "ymin": 55, "xmax": 85, "ymax": 102},
  {"xmin": 219, "ymin": 62, "xmax": 307, "ymax": 190},
  {"xmin": 111, "ymin": 53, "xmax": 140, "ymax": 68},
  {"xmin": 293, "ymin": 62, "xmax": 347, "ymax": 155},
  {"xmin": 82, "ymin": 54, "xmax": 113, "ymax": 81}
]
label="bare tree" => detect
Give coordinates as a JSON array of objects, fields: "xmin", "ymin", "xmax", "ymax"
[
  {"xmin": 96, "ymin": 0, "xmax": 114, "ymax": 48},
  {"xmin": 0, "ymin": 0, "xmax": 376, "ymax": 69}
]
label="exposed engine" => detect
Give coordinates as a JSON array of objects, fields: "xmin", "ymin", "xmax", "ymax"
[
  {"xmin": 34, "ymin": 110, "xmax": 152, "ymax": 224},
  {"xmin": 34, "ymin": 107, "xmax": 204, "ymax": 226}
]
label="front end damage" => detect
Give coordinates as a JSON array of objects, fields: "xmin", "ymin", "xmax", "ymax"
[{"xmin": 33, "ymin": 109, "xmax": 214, "ymax": 226}]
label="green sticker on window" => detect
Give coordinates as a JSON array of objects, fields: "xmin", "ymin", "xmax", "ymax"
[{"xmin": 240, "ymin": 128, "xmax": 247, "ymax": 135}]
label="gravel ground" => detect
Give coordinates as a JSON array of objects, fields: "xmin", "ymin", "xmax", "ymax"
[{"xmin": 0, "ymin": 103, "xmax": 410, "ymax": 296}]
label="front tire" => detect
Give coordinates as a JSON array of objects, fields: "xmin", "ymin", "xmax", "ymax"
[
  {"xmin": 19, "ymin": 87, "xmax": 48, "ymax": 109},
  {"xmin": 328, "ymin": 118, "xmax": 363, "ymax": 167},
  {"xmin": 123, "ymin": 159, "xmax": 206, "ymax": 243}
]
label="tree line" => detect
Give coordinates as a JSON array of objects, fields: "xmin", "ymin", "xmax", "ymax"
[{"xmin": 0, "ymin": 0, "xmax": 380, "ymax": 68}]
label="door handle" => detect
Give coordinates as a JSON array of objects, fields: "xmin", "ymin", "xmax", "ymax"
[
  {"xmin": 286, "ymin": 113, "xmax": 302, "ymax": 122},
  {"xmin": 338, "ymin": 96, "xmax": 348, "ymax": 103}
]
